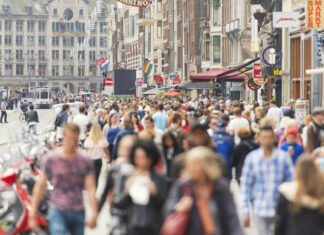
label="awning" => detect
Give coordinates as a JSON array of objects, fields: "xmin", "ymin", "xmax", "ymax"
[
  {"xmin": 189, "ymin": 57, "xmax": 260, "ymax": 82},
  {"xmin": 178, "ymin": 81, "xmax": 221, "ymax": 90},
  {"xmin": 142, "ymin": 87, "xmax": 158, "ymax": 95}
]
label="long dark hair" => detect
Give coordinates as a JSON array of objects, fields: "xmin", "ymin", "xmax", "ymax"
[
  {"xmin": 130, "ymin": 112, "xmax": 140, "ymax": 126},
  {"xmin": 162, "ymin": 131, "xmax": 179, "ymax": 151}
]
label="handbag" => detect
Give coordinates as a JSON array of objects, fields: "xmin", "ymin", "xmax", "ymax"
[{"xmin": 160, "ymin": 183, "xmax": 192, "ymax": 235}]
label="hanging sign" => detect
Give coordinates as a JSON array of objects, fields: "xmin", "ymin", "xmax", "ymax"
[
  {"xmin": 117, "ymin": 0, "xmax": 150, "ymax": 8},
  {"xmin": 272, "ymin": 12, "xmax": 299, "ymax": 28},
  {"xmin": 262, "ymin": 46, "xmax": 282, "ymax": 66},
  {"xmin": 307, "ymin": 0, "xmax": 323, "ymax": 29},
  {"xmin": 247, "ymin": 77, "xmax": 261, "ymax": 90},
  {"xmin": 253, "ymin": 63, "xmax": 267, "ymax": 85}
]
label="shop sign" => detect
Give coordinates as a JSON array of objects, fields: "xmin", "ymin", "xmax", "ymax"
[
  {"xmin": 247, "ymin": 77, "xmax": 261, "ymax": 91},
  {"xmin": 155, "ymin": 76, "xmax": 163, "ymax": 85},
  {"xmin": 273, "ymin": 12, "xmax": 299, "ymax": 28},
  {"xmin": 273, "ymin": 69, "xmax": 281, "ymax": 76},
  {"xmin": 117, "ymin": 0, "xmax": 150, "ymax": 8},
  {"xmin": 307, "ymin": 0, "xmax": 323, "ymax": 29},
  {"xmin": 253, "ymin": 63, "xmax": 267, "ymax": 85},
  {"xmin": 137, "ymin": 78, "xmax": 144, "ymax": 84}
]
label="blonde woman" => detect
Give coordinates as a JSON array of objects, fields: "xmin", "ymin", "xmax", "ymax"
[
  {"xmin": 275, "ymin": 156, "xmax": 324, "ymax": 235},
  {"xmin": 84, "ymin": 124, "xmax": 110, "ymax": 186},
  {"xmin": 163, "ymin": 147, "xmax": 244, "ymax": 235}
]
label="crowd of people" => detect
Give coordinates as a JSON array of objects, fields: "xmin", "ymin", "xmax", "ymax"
[{"xmin": 27, "ymin": 96, "xmax": 324, "ymax": 235}]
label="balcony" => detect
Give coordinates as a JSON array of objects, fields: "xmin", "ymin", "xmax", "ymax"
[
  {"xmin": 138, "ymin": 18, "xmax": 154, "ymax": 26},
  {"xmin": 225, "ymin": 19, "xmax": 240, "ymax": 39},
  {"xmin": 200, "ymin": 17, "xmax": 210, "ymax": 29}
]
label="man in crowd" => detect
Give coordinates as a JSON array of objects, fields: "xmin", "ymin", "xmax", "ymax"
[
  {"xmin": 241, "ymin": 126, "xmax": 294, "ymax": 235},
  {"xmin": 26, "ymin": 105, "xmax": 39, "ymax": 135},
  {"xmin": 152, "ymin": 103, "xmax": 169, "ymax": 131},
  {"xmin": 267, "ymin": 101, "xmax": 283, "ymax": 131},
  {"xmin": 144, "ymin": 116, "xmax": 164, "ymax": 150},
  {"xmin": 168, "ymin": 113, "xmax": 188, "ymax": 147},
  {"xmin": 29, "ymin": 123, "xmax": 97, "ymax": 235},
  {"xmin": 73, "ymin": 105, "xmax": 89, "ymax": 147},
  {"xmin": 55, "ymin": 104, "xmax": 70, "ymax": 143},
  {"xmin": 307, "ymin": 107, "xmax": 324, "ymax": 152},
  {"xmin": 0, "ymin": 99, "xmax": 8, "ymax": 123},
  {"xmin": 228, "ymin": 107, "xmax": 250, "ymax": 145}
]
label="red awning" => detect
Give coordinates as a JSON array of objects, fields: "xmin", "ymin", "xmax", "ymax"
[
  {"xmin": 189, "ymin": 68, "xmax": 228, "ymax": 81},
  {"xmin": 189, "ymin": 68, "xmax": 246, "ymax": 82}
]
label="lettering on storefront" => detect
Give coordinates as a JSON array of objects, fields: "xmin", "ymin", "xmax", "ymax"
[
  {"xmin": 307, "ymin": 0, "xmax": 323, "ymax": 28},
  {"xmin": 117, "ymin": 0, "xmax": 150, "ymax": 7},
  {"xmin": 273, "ymin": 69, "xmax": 281, "ymax": 76}
]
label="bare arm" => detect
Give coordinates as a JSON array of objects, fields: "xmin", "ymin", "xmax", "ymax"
[
  {"xmin": 84, "ymin": 174, "xmax": 98, "ymax": 228},
  {"xmin": 103, "ymin": 147, "xmax": 110, "ymax": 162}
]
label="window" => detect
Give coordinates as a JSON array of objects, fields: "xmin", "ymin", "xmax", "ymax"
[
  {"xmin": 100, "ymin": 51, "xmax": 106, "ymax": 57},
  {"xmin": 3, "ymin": 6, "xmax": 10, "ymax": 14},
  {"xmin": 213, "ymin": 36, "xmax": 221, "ymax": 63},
  {"xmin": 100, "ymin": 22, "xmax": 106, "ymax": 33},
  {"xmin": 16, "ymin": 21, "xmax": 23, "ymax": 31},
  {"xmin": 89, "ymin": 37, "xmax": 96, "ymax": 47},
  {"xmin": 52, "ymin": 50, "xmax": 59, "ymax": 60},
  {"xmin": 79, "ymin": 9, "xmax": 84, "ymax": 17},
  {"xmin": 16, "ymin": 50, "xmax": 23, "ymax": 59},
  {"xmin": 89, "ymin": 65, "xmax": 97, "ymax": 76},
  {"xmin": 27, "ymin": 36, "xmax": 34, "ymax": 46},
  {"xmin": 52, "ymin": 65, "xmax": 59, "ymax": 76},
  {"xmin": 89, "ymin": 51, "xmax": 96, "ymax": 60},
  {"xmin": 38, "ymin": 36, "xmax": 46, "ymax": 46},
  {"xmin": 26, "ymin": 6, "xmax": 33, "ymax": 15},
  {"xmin": 63, "ymin": 36, "xmax": 74, "ymax": 46},
  {"xmin": 38, "ymin": 21, "xmax": 46, "ymax": 32},
  {"xmin": 77, "ymin": 37, "xmax": 85, "ymax": 46},
  {"xmin": 4, "ymin": 50, "xmax": 11, "ymax": 60},
  {"xmin": 52, "ymin": 36, "xmax": 59, "ymax": 46},
  {"xmin": 157, "ymin": 0, "xmax": 162, "ymax": 12},
  {"xmin": 16, "ymin": 35, "xmax": 23, "ymax": 46},
  {"xmin": 78, "ymin": 51, "xmax": 85, "ymax": 60},
  {"xmin": 157, "ymin": 21, "xmax": 162, "ymax": 38},
  {"xmin": 63, "ymin": 65, "xmax": 73, "ymax": 76},
  {"xmin": 53, "ymin": 8, "xmax": 58, "ymax": 16},
  {"xmin": 213, "ymin": 0, "xmax": 221, "ymax": 26},
  {"xmin": 38, "ymin": 50, "xmax": 45, "ymax": 60},
  {"xmin": 100, "ymin": 37, "xmax": 106, "ymax": 47},
  {"xmin": 63, "ymin": 50, "xmax": 72, "ymax": 60},
  {"xmin": 78, "ymin": 65, "xmax": 85, "ymax": 76},
  {"xmin": 16, "ymin": 64, "xmax": 24, "ymax": 75},
  {"xmin": 27, "ymin": 21, "xmax": 34, "ymax": 32},
  {"xmin": 27, "ymin": 64, "xmax": 35, "ymax": 75},
  {"xmin": 66, "ymin": 22, "xmax": 74, "ymax": 32},
  {"xmin": 75, "ymin": 22, "xmax": 85, "ymax": 32},
  {"xmin": 52, "ymin": 22, "xmax": 59, "ymax": 32},
  {"xmin": 39, "ymin": 64, "xmax": 46, "ymax": 76},
  {"xmin": 5, "ymin": 35, "xmax": 11, "ymax": 45},
  {"xmin": 5, "ymin": 65, "xmax": 12, "ymax": 76},
  {"xmin": 5, "ymin": 20, "xmax": 11, "ymax": 30},
  {"xmin": 0, "ymin": 21, "xmax": 1, "ymax": 31},
  {"xmin": 27, "ymin": 50, "xmax": 34, "ymax": 59}
]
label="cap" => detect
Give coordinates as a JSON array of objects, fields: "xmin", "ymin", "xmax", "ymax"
[
  {"xmin": 286, "ymin": 128, "xmax": 297, "ymax": 137},
  {"xmin": 216, "ymin": 120, "xmax": 227, "ymax": 128},
  {"xmin": 312, "ymin": 107, "xmax": 324, "ymax": 116}
]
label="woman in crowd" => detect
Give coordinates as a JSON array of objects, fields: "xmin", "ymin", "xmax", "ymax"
[
  {"xmin": 162, "ymin": 131, "xmax": 184, "ymax": 177},
  {"xmin": 278, "ymin": 119, "xmax": 303, "ymax": 148},
  {"xmin": 103, "ymin": 113, "xmax": 121, "ymax": 156},
  {"xmin": 98, "ymin": 135, "xmax": 138, "ymax": 235},
  {"xmin": 163, "ymin": 147, "xmax": 244, "ymax": 235},
  {"xmin": 130, "ymin": 112, "xmax": 144, "ymax": 133},
  {"xmin": 275, "ymin": 156, "xmax": 324, "ymax": 235},
  {"xmin": 115, "ymin": 139, "xmax": 169, "ymax": 235},
  {"xmin": 84, "ymin": 124, "xmax": 110, "ymax": 186}
]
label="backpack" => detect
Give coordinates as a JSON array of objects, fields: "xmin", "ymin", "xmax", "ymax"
[{"xmin": 55, "ymin": 112, "xmax": 63, "ymax": 128}]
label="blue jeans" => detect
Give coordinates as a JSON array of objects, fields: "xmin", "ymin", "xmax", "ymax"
[{"xmin": 49, "ymin": 209, "xmax": 85, "ymax": 235}]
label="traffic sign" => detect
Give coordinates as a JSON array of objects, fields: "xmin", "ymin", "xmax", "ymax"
[
  {"xmin": 118, "ymin": 61, "xmax": 127, "ymax": 69},
  {"xmin": 105, "ymin": 78, "xmax": 114, "ymax": 86}
]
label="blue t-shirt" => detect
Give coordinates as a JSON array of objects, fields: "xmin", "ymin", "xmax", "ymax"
[
  {"xmin": 281, "ymin": 142, "xmax": 304, "ymax": 165},
  {"xmin": 107, "ymin": 127, "xmax": 120, "ymax": 145},
  {"xmin": 152, "ymin": 111, "xmax": 169, "ymax": 131}
]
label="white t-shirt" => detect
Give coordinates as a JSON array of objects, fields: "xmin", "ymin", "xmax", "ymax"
[
  {"xmin": 267, "ymin": 107, "xmax": 283, "ymax": 131},
  {"xmin": 73, "ymin": 114, "xmax": 89, "ymax": 140},
  {"xmin": 228, "ymin": 117, "xmax": 250, "ymax": 145},
  {"xmin": 84, "ymin": 138, "xmax": 109, "ymax": 160}
]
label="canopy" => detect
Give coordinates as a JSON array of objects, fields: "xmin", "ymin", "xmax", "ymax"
[
  {"xmin": 163, "ymin": 90, "xmax": 181, "ymax": 96},
  {"xmin": 142, "ymin": 87, "xmax": 159, "ymax": 95},
  {"xmin": 178, "ymin": 81, "xmax": 220, "ymax": 90},
  {"xmin": 189, "ymin": 68, "xmax": 228, "ymax": 81}
]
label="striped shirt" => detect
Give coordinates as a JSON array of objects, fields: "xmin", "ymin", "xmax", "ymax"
[{"xmin": 240, "ymin": 148, "xmax": 294, "ymax": 218}]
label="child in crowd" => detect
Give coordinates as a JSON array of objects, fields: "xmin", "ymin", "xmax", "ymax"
[{"xmin": 281, "ymin": 128, "xmax": 304, "ymax": 165}]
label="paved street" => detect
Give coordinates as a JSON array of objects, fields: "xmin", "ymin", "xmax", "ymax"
[{"xmin": 0, "ymin": 108, "xmax": 257, "ymax": 235}]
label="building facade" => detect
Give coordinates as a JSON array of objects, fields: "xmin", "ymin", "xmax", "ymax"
[{"xmin": 0, "ymin": 0, "xmax": 113, "ymax": 93}]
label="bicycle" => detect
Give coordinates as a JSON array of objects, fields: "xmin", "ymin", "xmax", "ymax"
[{"xmin": 19, "ymin": 110, "xmax": 28, "ymax": 123}]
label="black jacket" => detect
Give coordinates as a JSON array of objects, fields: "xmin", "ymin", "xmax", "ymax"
[
  {"xmin": 163, "ymin": 178, "xmax": 244, "ymax": 235},
  {"xmin": 114, "ymin": 170, "xmax": 170, "ymax": 232},
  {"xmin": 275, "ymin": 181, "xmax": 324, "ymax": 235},
  {"xmin": 26, "ymin": 110, "xmax": 39, "ymax": 124},
  {"xmin": 232, "ymin": 139, "xmax": 259, "ymax": 182}
]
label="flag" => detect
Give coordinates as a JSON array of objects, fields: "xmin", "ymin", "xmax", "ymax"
[
  {"xmin": 96, "ymin": 57, "xmax": 105, "ymax": 65},
  {"xmin": 101, "ymin": 59, "xmax": 110, "ymax": 69},
  {"xmin": 143, "ymin": 61, "xmax": 152, "ymax": 74}
]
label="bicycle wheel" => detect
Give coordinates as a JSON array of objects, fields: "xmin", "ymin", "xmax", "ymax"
[{"xmin": 19, "ymin": 113, "xmax": 26, "ymax": 123}]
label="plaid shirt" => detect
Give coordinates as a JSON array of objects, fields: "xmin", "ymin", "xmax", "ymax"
[{"xmin": 240, "ymin": 148, "xmax": 294, "ymax": 218}]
